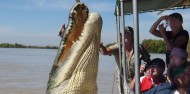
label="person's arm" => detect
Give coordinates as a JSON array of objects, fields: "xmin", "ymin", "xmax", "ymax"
[
  {"xmin": 149, "ymin": 16, "xmax": 169, "ymax": 38},
  {"xmin": 129, "ymin": 76, "xmax": 136, "ymax": 91},
  {"xmin": 158, "ymin": 23, "xmax": 174, "ymax": 51},
  {"xmin": 173, "ymin": 75, "xmax": 188, "ymax": 94},
  {"xmin": 129, "ymin": 66, "xmax": 145, "ymax": 91},
  {"xmin": 99, "ymin": 42, "xmax": 113, "ymax": 55}
]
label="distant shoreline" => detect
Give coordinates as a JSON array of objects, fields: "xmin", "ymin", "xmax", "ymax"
[
  {"xmin": 1, "ymin": 42, "xmax": 189, "ymax": 58},
  {"xmin": 0, "ymin": 43, "xmax": 58, "ymax": 49}
]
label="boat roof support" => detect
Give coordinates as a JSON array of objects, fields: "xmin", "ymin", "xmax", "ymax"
[
  {"xmin": 116, "ymin": 5, "xmax": 123, "ymax": 94},
  {"xmin": 132, "ymin": 0, "xmax": 140, "ymax": 94}
]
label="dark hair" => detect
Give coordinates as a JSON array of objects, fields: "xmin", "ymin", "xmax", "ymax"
[
  {"xmin": 125, "ymin": 26, "xmax": 134, "ymax": 43},
  {"xmin": 145, "ymin": 58, "xmax": 165, "ymax": 71},
  {"xmin": 125, "ymin": 26, "xmax": 134, "ymax": 36},
  {"xmin": 169, "ymin": 13, "xmax": 183, "ymax": 23}
]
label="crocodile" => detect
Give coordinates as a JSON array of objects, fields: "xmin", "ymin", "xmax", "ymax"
[{"xmin": 46, "ymin": 1, "xmax": 102, "ymax": 94}]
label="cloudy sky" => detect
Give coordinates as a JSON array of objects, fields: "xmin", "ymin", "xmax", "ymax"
[{"xmin": 0, "ymin": 0, "xmax": 190, "ymax": 46}]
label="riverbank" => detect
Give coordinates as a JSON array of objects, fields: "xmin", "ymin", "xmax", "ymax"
[{"xmin": 0, "ymin": 43, "xmax": 58, "ymax": 49}]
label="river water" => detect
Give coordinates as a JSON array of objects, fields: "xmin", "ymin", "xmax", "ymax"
[{"xmin": 0, "ymin": 48, "xmax": 165, "ymax": 94}]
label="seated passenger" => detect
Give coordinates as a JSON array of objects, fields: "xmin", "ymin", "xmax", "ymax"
[
  {"xmin": 167, "ymin": 47, "xmax": 188, "ymax": 84},
  {"xmin": 173, "ymin": 64, "xmax": 190, "ymax": 94},
  {"xmin": 129, "ymin": 58, "xmax": 166, "ymax": 93},
  {"xmin": 144, "ymin": 64, "xmax": 190, "ymax": 94}
]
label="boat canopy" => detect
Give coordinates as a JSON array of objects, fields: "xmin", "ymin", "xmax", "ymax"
[{"xmin": 115, "ymin": 0, "xmax": 190, "ymax": 15}]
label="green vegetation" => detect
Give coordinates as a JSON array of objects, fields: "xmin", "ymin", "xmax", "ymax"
[
  {"xmin": 0, "ymin": 43, "xmax": 58, "ymax": 49},
  {"xmin": 104, "ymin": 39, "xmax": 166, "ymax": 53},
  {"xmin": 142, "ymin": 39, "xmax": 190, "ymax": 58},
  {"xmin": 141, "ymin": 39, "xmax": 166, "ymax": 53}
]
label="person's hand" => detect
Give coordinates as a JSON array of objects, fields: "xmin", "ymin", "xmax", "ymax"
[
  {"xmin": 140, "ymin": 65, "xmax": 145, "ymax": 76},
  {"xmin": 99, "ymin": 42, "xmax": 107, "ymax": 55},
  {"xmin": 160, "ymin": 15, "xmax": 170, "ymax": 21},
  {"xmin": 158, "ymin": 23, "xmax": 167, "ymax": 36},
  {"xmin": 99, "ymin": 41, "xmax": 103, "ymax": 47}
]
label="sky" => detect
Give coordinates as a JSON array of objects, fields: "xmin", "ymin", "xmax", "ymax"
[{"xmin": 0, "ymin": 0, "xmax": 190, "ymax": 46}]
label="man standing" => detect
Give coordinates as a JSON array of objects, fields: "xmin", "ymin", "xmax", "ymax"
[{"xmin": 149, "ymin": 13, "xmax": 189, "ymax": 66}]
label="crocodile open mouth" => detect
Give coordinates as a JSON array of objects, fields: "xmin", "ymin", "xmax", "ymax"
[{"xmin": 47, "ymin": 1, "xmax": 102, "ymax": 94}]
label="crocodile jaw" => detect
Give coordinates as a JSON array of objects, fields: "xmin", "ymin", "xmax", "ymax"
[
  {"xmin": 53, "ymin": 12, "xmax": 102, "ymax": 87},
  {"xmin": 47, "ymin": 6, "xmax": 102, "ymax": 94}
]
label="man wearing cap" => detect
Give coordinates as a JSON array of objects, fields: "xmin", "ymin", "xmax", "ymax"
[
  {"xmin": 100, "ymin": 26, "xmax": 137, "ymax": 93},
  {"xmin": 100, "ymin": 26, "xmax": 143, "ymax": 81},
  {"xmin": 100, "ymin": 26, "xmax": 151, "ymax": 93},
  {"xmin": 149, "ymin": 12, "xmax": 189, "ymax": 66},
  {"xmin": 129, "ymin": 58, "xmax": 166, "ymax": 93},
  {"xmin": 166, "ymin": 47, "xmax": 188, "ymax": 84}
]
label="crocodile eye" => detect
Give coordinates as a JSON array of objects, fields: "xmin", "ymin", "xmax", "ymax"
[
  {"xmin": 81, "ymin": 4, "xmax": 85, "ymax": 9},
  {"xmin": 74, "ymin": 6, "xmax": 79, "ymax": 11}
]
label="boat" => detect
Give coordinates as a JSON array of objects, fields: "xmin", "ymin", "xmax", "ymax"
[{"xmin": 114, "ymin": 0, "xmax": 190, "ymax": 94}]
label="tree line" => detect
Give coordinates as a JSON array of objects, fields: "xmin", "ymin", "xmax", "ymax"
[
  {"xmin": 1, "ymin": 40, "xmax": 190, "ymax": 57},
  {"xmin": 141, "ymin": 39, "xmax": 166, "ymax": 53},
  {"xmin": 0, "ymin": 43, "xmax": 58, "ymax": 49},
  {"xmin": 105, "ymin": 39, "xmax": 190, "ymax": 57},
  {"xmin": 141, "ymin": 39, "xmax": 190, "ymax": 56}
]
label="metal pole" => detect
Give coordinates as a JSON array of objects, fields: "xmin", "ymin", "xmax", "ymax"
[
  {"xmin": 116, "ymin": 5, "xmax": 122, "ymax": 94},
  {"xmin": 132, "ymin": 0, "xmax": 140, "ymax": 94},
  {"xmin": 120, "ymin": 0, "xmax": 128, "ymax": 92},
  {"xmin": 116, "ymin": 6, "xmax": 122, "ymax": 68},
  {"xmin": 120, "ymin": 0, "xmax": 126, "ymax": 80}
]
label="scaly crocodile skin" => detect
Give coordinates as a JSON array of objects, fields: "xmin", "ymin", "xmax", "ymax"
[{"xmin": 47, "ymin": 1, "xmax": 102, "ymax": 94}]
